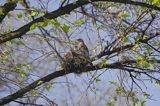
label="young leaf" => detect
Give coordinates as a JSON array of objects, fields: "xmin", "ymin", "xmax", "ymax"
[
  {"xmin": 30, "ymin": 23, "xmax": 38, "ymax": 30},
  {"xmin": 142, "ymin": 61, "xmax": 150, "ymax": 68},
  {"xmin": 31, "ymin": 90, "xmax": 39, "ymax": 96},
  {"xmin": 19, "ymin": 69, "xmax": 28, "ymax": 77},
  {"xmin": 74, "ymin": 19, "xmax": 84, "ymax": 25},
  {"xmin": 0, "ymin": 9, "xmax": 4, "ymax": 15},
  {"xmin": 2, "ymin": 50, "xmax": 9, "ymax": 55},
  {"xmin": 61, "ymin": 24, "xmax": 70, "ymax": 32},
  {"xmin": 45, "ymin": 83, "xmax": 52, "ymax": 91},
  {"xmin": 121, "ymin": 11, "xmax": 130, "ymax": 17},
  {"xmin": 152, "ymin": 0, "xmax": 160, "ymax": 5},
  {"xmin": 17, "ymin": 12, "xmax": 23, "ymax": 18},
  {"xmin": 143, "ymin": 92, "xmax": 150, "ymax": 98},
  {"xmin": 156, "ymin": 80, "xmax": 160, "ymax": 85},
  {"xmin": 37, "ymin": 81, "xmax": 43, "ymax": 85},
  {"xmin": 23, "ymin": 64, "xmax": 32, "ymax": 71},
  {"xmin": 95, "ymin": 78, "xmax": 101, "ymax": 83},
  {"xmin": 154, "ymin": 41, "xmax": 160, "ymax": 46}
]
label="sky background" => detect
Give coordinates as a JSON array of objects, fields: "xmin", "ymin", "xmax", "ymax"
[{"xmin": 0, "ymin": 0, "xmax": 160, "ymax": 106}]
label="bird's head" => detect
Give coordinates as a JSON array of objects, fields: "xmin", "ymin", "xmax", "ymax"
[{"xmin": 76, "ymin": 39, "xmax": 84, "ymax": 43}]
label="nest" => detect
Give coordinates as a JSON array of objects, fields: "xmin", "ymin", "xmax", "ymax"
[{"xmin": 61, "ymin": 50, "xmax": 89, "ymax": 74}]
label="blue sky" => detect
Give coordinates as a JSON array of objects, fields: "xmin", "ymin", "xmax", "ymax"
[{"xmin": 0, "ymin": 0, "xmax": 160, "ymax": 106}]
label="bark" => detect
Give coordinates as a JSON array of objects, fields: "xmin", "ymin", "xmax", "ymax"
[
  {"xmin": 0, "ymin": 2, "xmax": 17, "ymax": 23},
  {"xmin": 0, "ymin": 0, "xmax": 159, "ymax": 44}
]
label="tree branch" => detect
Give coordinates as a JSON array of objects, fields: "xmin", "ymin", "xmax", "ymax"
[
  {"xmin": 94, "ymin": 33, "xmax": 159, "ymax": 60},
  {"xmin": 0, "ymin": 2, "xmax": 17, "ymax": 23},
  {"xmin": 0, "ymin": 58, "xmax": 159, "ymax": 105},
  {"xmin": 0, "ymin": 70, "xmax": 66, "ymax": 105},
  {"xmin": 0, "ymin": 0, "xmax": 159, "ymax": 44}
]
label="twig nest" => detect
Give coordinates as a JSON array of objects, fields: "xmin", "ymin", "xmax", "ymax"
[{"xmin": 61, "ymin": 50, "xmax": 89, "ymax": 74}]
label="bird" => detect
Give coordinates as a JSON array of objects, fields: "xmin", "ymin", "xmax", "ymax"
[
  {"xmin": 72, "ymin": 38, "xmax": 90, "ymax": 73},
  {"xmin": 74, "ymin": 39, "xmax": 89, "ymax": 60},
  {"xmin": 61, "ymin": 38, "xmax": 90, "ymax": 74}
]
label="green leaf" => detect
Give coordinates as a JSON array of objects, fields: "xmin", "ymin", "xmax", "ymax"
[
  {"xmin": 143, "ymin": 45, "xmax": 152, "ymax": 52},
  {"xmin": 95, "ymin": 78, "xmax": 101, "ymax": 83},
  {"xmin": 10, "ymin": 40, "xmax": 24, "ymax": 45},
  {"xmin": 19, "ymin": 69, "xmax": 28, "ymax": 77},
  {"xmin": 133, "ymin": 97, "xmax": 139, "ymax": 106},
  {"xmin": 64, "ymin": 40, "xmax": 76, "ymax": 44},
  {"xmin": 109, "ymin": 81, "xmax": 119, "ymax": 86},
  {"xmin": 123, "ymin": 36, "xmax": 128, "ymax": 43},
  {"xmin": 0, "ymin": 57, "xmax": 9, "ymax": 62},
  {"xmin": 142, "ymin": 61, "xmax": 150, "ymax": 68},
  {"xmin": 143, "ymin": 92, "xmax": 150, "ymax": 98},
  {"xmin": 152, "ymin": 0, "xmax": 160, "ymax": 5},
  {"xmin": 30, "ymin": 23, "xmax": 38, "ymax": 30},
  {"xmin": 61, "ymin": 24, "xmax": 70, "ymax": 32},
  {"xmin": 42, "ymin": 21, "xmax": 48, "ymax": 27},
  {"xmin": 154, "ymin": 41, "xmax": 160, "ymax": 46},
  {"xmin": 136, "ymin": 55, "xmax": 150, "ymax": 68},
  {"xmin": 99, "ymin": 59, "xmax": 107, "ymax": 68},
  {"xmin": 16, "ymin": 63, "xmax": 22, "ymax": 68},
  {"xmin": 136, "ymin": 55, "xmax": 143, "ymax": 61},
  {"xmin": 17, "ymin": 12, "xmax": 23, "ymax": 18},
  {"xmin": 30, "ymin": 21, "xmax": 47, "ymax": 30},
  {"xmin": 139, "ymin": 99, "xmax": 146, "ymax": 106},
  {"xmin": 74, "ymin": 19, "xmax": 84, "ymax": 25},
  {"xmin": 30, "ymin": 11, "xmax": 38, "ymax": 17},
  {"xmin": 31, "ymin": 89, "xmax": 39, "ymax": 96},
  {"xmin": 134, "ymin": 35, "xmax": 142, "ymax": 41},
  {"xmin": 7, "ymin": 13, "xmax": 12, "ymax": 18},
  {"xmin": 155, "ymin": 80, "xmax": 160, "ymax": 85},
  {"xmin": 115, "ymin": 86, "xmax": 124, "ymax": 94},
  {"xmin": 0, "ymin": 9, "xmax": 4, "ymax": 15},
  {"xmin": 50, "ymin": 19, "xmax": 61, "ymax": 26},
  {"xmin": 121, "ymin": 11, "xmax": 130, "ymax": 17},
  {"xmin": 134, "ymin": 42, "xmax": 140, "ymax": 47},
  {"xmin": 23, "ymin": 64, "xmax": 32, "ymax": 71},
  {"xmin": 106, "ymin": 102, "xmax": 114, "ymax": 106},
  {"xmin": 2, "ymin": 50, "xmax": 9, "ymax": 55},
  {"xmin": 39, "ymin": 10, "xmax": 47, "ymax": 15},
  {"xmin": 37, "ymin": 80, "xmax": 43, "ymax": 85},
  {"xmin": 45, "ymin": 83, "xmax": 52, "ymax": 91},
  {"xmin": 143, "ymin": 35, "xmax": 149, "ymax": 39},
  {"xmin": 150, "ymin": 57, "xmax": 157, "ymax": 63}
]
